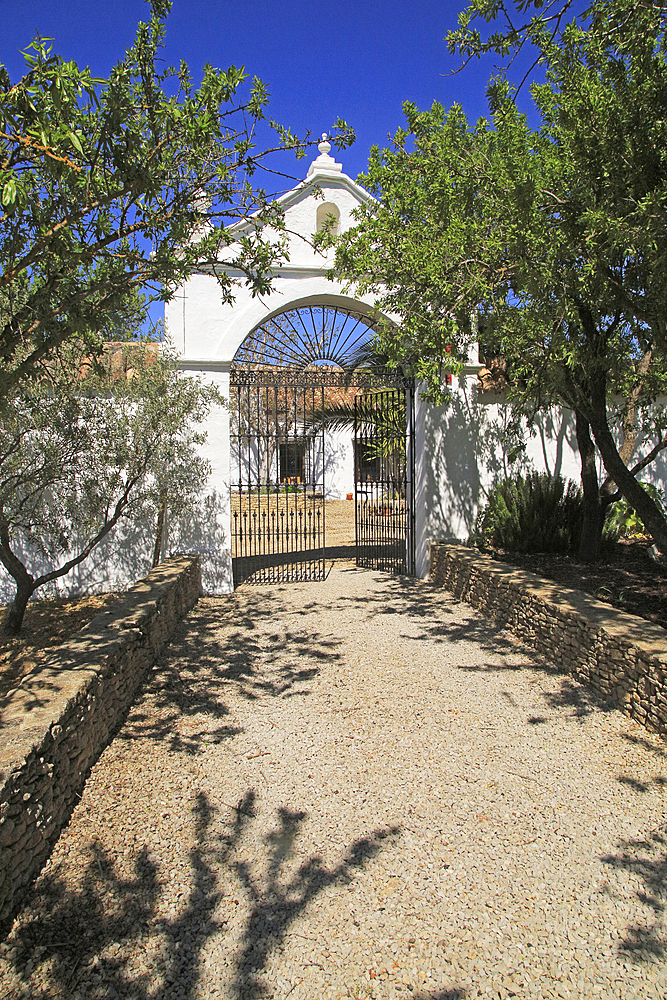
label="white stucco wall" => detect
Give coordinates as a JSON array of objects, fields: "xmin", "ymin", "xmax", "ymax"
[
  {"xmin": 169, "ymin": 369, "xmax": 233, "ymax": 594},
  {"xmin": 166, "ymin": 278, "xmax": 385, "ymax": 368},
  {"xmin": 323, "ymin": 428, "xmax": 354, "ymax": 498},
  {"xmin": 414, "ymin": 374, "xmax": 583, "ymax": 578},
  {"xmin": 412, "ymin": 377, "xmax": 667, "ymax": 579},
  {"xmin": 0, "ymin": 367, "xmax": 233, "ymax": 604}
]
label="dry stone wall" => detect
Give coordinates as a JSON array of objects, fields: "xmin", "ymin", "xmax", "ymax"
[
  {"xmin": 0, "ymin": 555, "xmax": 200, "ymax": 935},
  {"xmin": 430, "ymin": 543, "xmax": 667, "ymax": 737}
]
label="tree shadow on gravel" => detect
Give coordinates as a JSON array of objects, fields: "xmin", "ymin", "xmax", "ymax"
[
  {"xmin": 337, "ymin": 574, "xmax": 536, "ymax": 661},
  {"xmin": 412, "ymin": 991, "xmax": 467, "ymax": 1000},
  {"xmin": 601, "ymin": 822, "xmax": 667, "ymax": 963},
  {"xmin": 622, "ymin": 732, "xmax": 667, "ymax": 759},
  {"xmin": 117, "ymin": 588, "xmax": 342, "ymax": 755},
  {"xmin": 340, "ymin": 574, "xmax": 615, "ymax": 725},
  {"xmin": 226, "ymin": 794, "xmax": 402, "ymax": 1000},
  {"xmin": 0, "ymin": 840, "xmax": 162, "ymax": 999},
  {"xmin": 1, "ymin": 793, "xmax": 228, "ymax": 999},
  {"xmin": 616, "ymin": 774, "xmax": 667, "ymax": 793},
  {"xmin": 540, "ymin": 677, "xmax": 614, "ymax": 719},
  {"xmin": 0, "ymin": 790, "xmax": 401, "ymax": 1000}
]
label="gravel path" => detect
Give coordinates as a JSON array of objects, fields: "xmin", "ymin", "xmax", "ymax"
[{"xmin": 1, "ymin": 562, "xmax": 667, "ymax": 1000}]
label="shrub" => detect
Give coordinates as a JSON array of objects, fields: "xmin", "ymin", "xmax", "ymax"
[
  {"xmin": 475, "ymin": 472, "xmax": 583, "ymax": 554},
  {"xmin": 604, "ymin": 483, "xmax": 667, "ymax": 541}
]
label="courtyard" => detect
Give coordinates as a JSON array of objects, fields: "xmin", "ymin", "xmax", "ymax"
[{"xmin": 1, "ymin": 563, "xmax": 666, "ymax": 1000}]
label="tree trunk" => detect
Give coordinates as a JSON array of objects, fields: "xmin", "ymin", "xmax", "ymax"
[
  {"xmin": 152, "ymin": 500, "xmax": 167, "ymax": 569},
  {"xmin": 588, "ymin": 374, "xmax": 667, "ymax": 554},
  {"xmin": 4, "ymin": 578, "xmax": 36, "ymax": 635},
  {"xmin": 575, "ymin": 411, "xmax": 606, "ymax": 562},
  {"xmin": 0, "ymin": 525, "xmax": 36, "ymax": 635}
]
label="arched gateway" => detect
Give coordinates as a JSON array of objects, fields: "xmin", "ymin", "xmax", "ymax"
[
  {"xmin": 229, "ymin": 307, "xmax": 415, "ymax": 587},
  {"xmin": 163, "ymin": 141, "xmax": 585, "ymax": 598},
  {"xmin": 166, "ymin": 138, "xmax": 416, "ymax": 592}
]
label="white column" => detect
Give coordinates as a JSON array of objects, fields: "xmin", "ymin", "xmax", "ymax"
[
  {"xmin": 414, "ymin": 375, "xmax": 485, "ymax": 578},
  {"xmin": 414, "ymin": 383, "xmax": 430, "ymax": 578}
]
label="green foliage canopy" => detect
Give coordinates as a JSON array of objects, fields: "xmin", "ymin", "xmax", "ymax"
[
  {"xmin": 330, "ymin": 0, "xmax": 667, "ymax": 551},
  {"xmin": 0, "ymin": 1, "xmax": 353, "ymax": 396}
]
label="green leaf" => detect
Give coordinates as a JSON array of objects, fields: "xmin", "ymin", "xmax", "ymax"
[
  {"xmin": 68, "ymin": 130, "xmax": 83, "ymax": 155},
  {"xmin": 2, "ymin": 178, "xmax": 16, "ymax": 205}
]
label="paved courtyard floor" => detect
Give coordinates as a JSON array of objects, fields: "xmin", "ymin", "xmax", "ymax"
[{"xmin": 1, "ymin": 563, "xmax": 666, "ymax": 1000}]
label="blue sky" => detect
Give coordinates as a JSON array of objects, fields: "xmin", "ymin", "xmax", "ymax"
[
  {"xmin": 0, "ymin": 0, "xmax": 549, "ymax": 329},
  {"xmin": 0, "ymin": 0, "xmax": 545, "ymax": 186}
]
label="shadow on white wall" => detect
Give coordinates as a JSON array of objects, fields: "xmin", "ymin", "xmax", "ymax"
[
  {"xmin": 0, "ymin": 490, "xmax": 232, "ymax": 606},
  {"xmin": 0, "ymin": 518, "xmax": 155, "ymax": 604},
  {"xmin": 419, "ymin": 384, "xmax": 580, "ymax": 547},
  {"xmin": 170, "ymin": 491, "xmax": 232, "ymax": 594}
]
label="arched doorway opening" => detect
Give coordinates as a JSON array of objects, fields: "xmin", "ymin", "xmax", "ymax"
[{"xmin": 229, "ymin": 305, "xmax": 415, "ymax": 586}]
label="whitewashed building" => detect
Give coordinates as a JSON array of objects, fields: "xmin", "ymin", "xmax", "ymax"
[
  {"xmin": 5, "ymin": 138, "xmax": 657, "ymax": 601},
  {"xmin": 164, "ymin": 138, "xmax": 584, "ymax": 590}
]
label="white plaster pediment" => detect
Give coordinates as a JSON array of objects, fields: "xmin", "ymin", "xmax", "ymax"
[
  {"xmin": 223, "ymin": 137, "xmax": 373, "ymax": 271},
  {"xmin": 167, "ymin": 139, "xmax": 384, "ymax": 365}
]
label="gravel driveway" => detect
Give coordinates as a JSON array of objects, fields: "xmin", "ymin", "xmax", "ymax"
[{"xmin": 1, "ymin": 562, "xmax": 666, "ymax": 1000}]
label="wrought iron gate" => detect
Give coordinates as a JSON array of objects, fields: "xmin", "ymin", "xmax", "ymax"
[
  {"xmin": 354, "ymin": 385, "xmax": 415, "ymax": 575},
  {"xmin": 230, "ymin": 371, "xmax": 326, "ymax": 585}
]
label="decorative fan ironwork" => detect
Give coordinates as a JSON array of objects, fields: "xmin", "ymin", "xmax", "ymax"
[{"xmin": 232, "ymin": 306, "xmax": 380, "ymax": 369}]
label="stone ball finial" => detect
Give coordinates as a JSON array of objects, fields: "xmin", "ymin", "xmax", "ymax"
[{"xmin": 307, "ymin": 132, "xmax": 343, "ymax": 177}]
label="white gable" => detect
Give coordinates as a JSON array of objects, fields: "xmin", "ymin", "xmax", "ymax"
[
  {"xmin": 166, "ymin": 139, "xmax": 382, "ymax": 365},
  {"xmin": 272, "ymin": 136, "xmax": 373, "ymax": 270},
  {"xmin": 217, "ymin": 135, "xmax": 372, "ymax": 272}
]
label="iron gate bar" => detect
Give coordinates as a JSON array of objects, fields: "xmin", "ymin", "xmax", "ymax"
[
  {"xmin": 282, "ymin": 310, "xmax": 316, "ymax": 362},
  {"xmin": 230, "ymin": 367, "xmax": 414, "ymax": 389},
  {"xmin": 335, "ymin": 316, "xmax": 374, "ymax": 360},
  {"xmin": 353, "ymin": 385, "xmax": 415, "ymax": 576},
  {"xmin": 230, "ymin": 379, "xmax": 326, "ymax": 586},
  {"xmin": 233, "ymin": 306, "xmax": 394, "ymax": 370},
  {"xmin": 328, "ymin": 307, "xmax": 342, "ymax": 357},
  {"xmin": 296, "ymin": 307, "xmax": 320, "ymax": 359}
]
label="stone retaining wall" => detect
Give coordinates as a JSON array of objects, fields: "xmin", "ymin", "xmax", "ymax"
[
  {"xmin": 0, "ymin": 555, "xmax": 200, "ymax": 934},
  {"xmin": 430, "ymin": 543, "xmax": 667, "ymax": 737}
]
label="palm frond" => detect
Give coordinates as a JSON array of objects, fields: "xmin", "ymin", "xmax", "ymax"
[{"xmin": 307, "ymin": 400, "xmax": 356, "ymax": 435}]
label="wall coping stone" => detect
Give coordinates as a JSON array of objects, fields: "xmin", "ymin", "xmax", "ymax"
[
  {"xmin": 0, "ymin": 555, "xmax": 201, "ymax": 934},
  {"xmin": 435, "ymin": 544, "xmax": 667, "ymax": 659},
  {"xmin": 0, "ymin": 556, "xmax": 199, "ymax": 783}
]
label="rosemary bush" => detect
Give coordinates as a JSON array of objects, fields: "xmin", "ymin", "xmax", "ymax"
[{"xmin": 476, "ymin": 472, "xmax": 584, "ymax": 554}]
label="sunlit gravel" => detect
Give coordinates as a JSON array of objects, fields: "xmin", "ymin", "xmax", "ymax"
[{"xmin": 1, "ymin": 561, "xmax": 666, "ymax": 1000}]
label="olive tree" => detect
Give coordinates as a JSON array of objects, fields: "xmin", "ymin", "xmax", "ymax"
[{"xmin": 0, "ymin": 342, "xmax": 220, "ymax": 634}]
